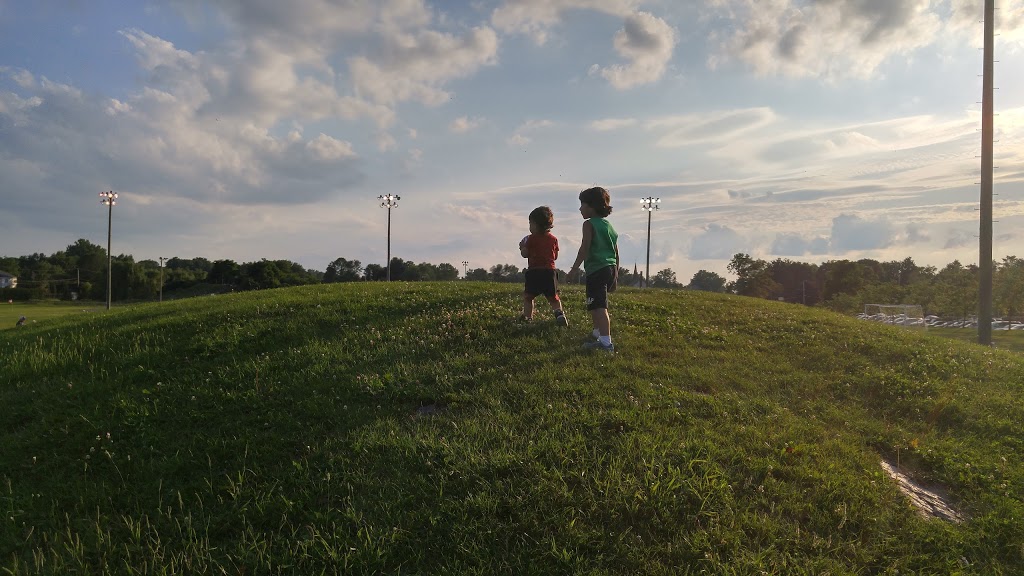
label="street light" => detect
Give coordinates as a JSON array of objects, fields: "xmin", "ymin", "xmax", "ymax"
[
  {"xmin": 641, "ymin": 197, "xmax": 660, "ymax": 288},
  {"xmin": 378, "ymin": 194, "xmax": 400, "ymax": 281},
  {"xmin": 159, "ymin": 257, "xmax": 166, "ymax": 303},
  {"xmin": 99, "ymin": 190, "xmax": 117, "ymax": 309}
]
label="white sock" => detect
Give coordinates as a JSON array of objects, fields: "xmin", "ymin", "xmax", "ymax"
[
  {"xmin": 599, "ymin": 335, "xmax": 612, "ymax": 346},
  {"xmin": 592, "ymin": 329, "xmax": 600, "ymax": 339}
]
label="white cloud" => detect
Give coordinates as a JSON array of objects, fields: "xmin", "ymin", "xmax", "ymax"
[
  {"xmin": 589, "ymin": 117, "xmax": 637, "ymax": 131},
  {"xmin": 830, "ymin": 213, "xmax": 896, "ymax": 253},
  {"xmin": 689, "ymin": 223, "xmax": 747, "ymax": 259},
  {"xmin": 349, "ymin": 26, "xmax": 499, "ymax": 107},
  {"xmin": 507, "ymin": 119, "xmax": 554, "ymax": 146},
  {"xmin": 707, "ymin": 0, "xmax": 943, "ymax": 79},
  {"xmin": 306, "ymin": 133, "xmax": 355, "ymax": 160},
  {"xmin": 598, "ymin": 11, "xmax": 676, "ymax": 89},
  {"xmin": 450, "ymin": 115, "xmax": 482, "ymax": 133},
  {"xmin": 645, "ymin": 107, "xmax": 776, "ymax": 147},
  {"xmin": 491, "ymin": 0, "xmax": 638, "ymax": 45}
]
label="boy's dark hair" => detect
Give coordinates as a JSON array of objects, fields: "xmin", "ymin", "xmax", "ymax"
[
  {"xmin": 529, "ymin": 206, "xmax": 554, "ymax": 231},
  {"xmin": 579, "ymin": 187, "xmax": 612, "ymax": 217}
]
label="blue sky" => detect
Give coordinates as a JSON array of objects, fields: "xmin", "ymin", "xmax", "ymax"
[{"xmin": 2, "ymin": 0, "xmax": 1023, "ymax": 282}]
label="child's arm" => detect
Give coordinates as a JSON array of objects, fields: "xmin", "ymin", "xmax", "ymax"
[{"xmin": 567, "ymin": 221, "xmax": 593, "ymax": 278}]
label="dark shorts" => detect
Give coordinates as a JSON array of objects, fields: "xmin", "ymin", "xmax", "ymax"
[
  {"xmin": 524, "ymin": 268, "xmax": 559, "ymax": 299},
  {"xmin": 585, "ymin": 265, "xmax": 616, "ymax": 311}
]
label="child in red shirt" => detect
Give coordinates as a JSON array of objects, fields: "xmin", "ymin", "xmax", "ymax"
[{"xmin": 519, "ymin": 206, "xmax": 568, "ymax": 326}]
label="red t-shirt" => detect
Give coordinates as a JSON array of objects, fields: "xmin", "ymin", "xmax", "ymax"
[{"xmin": 526, "ymin": 232, "xmax": 558, "ymax": 269}]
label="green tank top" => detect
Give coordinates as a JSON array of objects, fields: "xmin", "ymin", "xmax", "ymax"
[{"xmin": 585, "ymin": 217, "xmax": 618, "ymax": 275}]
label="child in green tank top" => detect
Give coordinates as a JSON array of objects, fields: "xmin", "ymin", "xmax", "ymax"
[{"xmin": 568, "ymin": 187, "xmax": 619, "ymax": 353}]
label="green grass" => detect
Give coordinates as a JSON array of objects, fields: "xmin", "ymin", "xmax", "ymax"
[
  {"xmin": 2, "ymin": 283, "xmax": 1022, "ymax": 574},
  {"xmin": 927, "ymin": 326, "xmax": 1024, "ymax": 354},
  {"xmin": 0, "ymin": 301, "xmax": 103, "ymax": 331}
]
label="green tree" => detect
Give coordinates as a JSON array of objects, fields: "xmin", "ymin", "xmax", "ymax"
[
  {"xmin": 727, "ymin": 254, "xmax": 779, "ymax": 298},
  {"xmin": 466, "ymin": 268, "xmax": 489, "ymax": 281},
  {"xmin": 324, "ymin": 258, "xmax": 363, "ymax": 283},
  {"xmin": 651, "ymin": 268, "xmax": 680, "ymax": 288},
  {"xmin": 995, "ymin": 256, "xmax": 1024, "ymax": 320},
  {"xmin": 687, "ymin": 270, "xmax": 727, "ymax": 293},
  {"xmin": 208, "ymin": 260, "xmax": 240, "ymax": 285},
  {"xmin": 821, "ymin": 260, "xmax": 867, "ymax": 302}
]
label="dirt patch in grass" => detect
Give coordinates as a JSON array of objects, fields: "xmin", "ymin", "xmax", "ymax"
[{"xmin": 880, "ymin": 459, "xmax": 966, "ymax": 523}]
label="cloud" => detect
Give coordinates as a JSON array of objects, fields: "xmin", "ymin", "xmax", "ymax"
[
  {"xmin": 944, "ymin": 229, "xmax": 973, "ymax": 249},
  {"xmin": 506, "ymin": 119, "xmax": 555, "ymax": 146},
  {"xmin": 491, "ymin": 0, "xmax": 637, "ymax": 45},
  {"xmin": 946, "ymin": 0, "xmax": 1024, "ymax": 46},
  {"xmin": 450, "ymin": 116, "xmax": 482, "ymax": 133},
  {"xmin": 829, "ymin": 213, "xmax": 896, "ymax": 252},
  {"xmin": 707, "ymin": 0, "xmax": 943, "ymax": 79},
  {"xmin": 0, "ymin": 69, "xmax": 363, "ymax": 208},
  {"xmin": 770, "ymin": 233, "xmax": 829, "ymax": 256},
  {"xmin": 646, "ymin": 107, "xmax": 776, "ymax": 147},
  {"xmin": 306, "ymin": 133, "xmax": 355, "ymax": 160},
  {"xmin": 348, "ymin": 26, "xmax": 499, "ymax": 108},
  {"xmin": 597, "ymin": 11, "xmax": 676, "ymax": 89},
  {"xmin": 689, "ymin": 223, "xmax": 747, "ymax": 259},
  {"xmin": 589, "ymin": 117, "xmax": 638, "ymax": 131}
]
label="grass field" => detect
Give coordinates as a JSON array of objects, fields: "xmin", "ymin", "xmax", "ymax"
[
  {"xmin": 0, "ymin": 301, "xmax": 103, "ymax": 330},
  {"xmin": 927, "ymin": 326, "xmax": 1024, "ymax": 354},
  {"xmin": 1, "ymin": 283, "xmax": 1022, "ymax": 574}
]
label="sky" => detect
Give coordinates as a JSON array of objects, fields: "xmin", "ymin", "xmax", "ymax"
[{"xmin": 2, "ymin": 0, "xmax": 1024, "ymax": 282}]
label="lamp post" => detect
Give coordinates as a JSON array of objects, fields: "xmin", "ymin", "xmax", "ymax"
[
  {"xmin": 99, "ymin": 190, "xmax": 117, "ymax": 310},
  {"xmin": 462, "ymin": 261, "xmax": 469, "ymax": 278},
  {"xmin": 641, "ymin": 197, "xmax": 660, "ymax": 288},
  {"xmin": 159, "ymin": 257, "xmax": 166, "ymax": 303},
  {"xmin": 378, "ymin": 194, "xmax": 400, "ymax": 281}
]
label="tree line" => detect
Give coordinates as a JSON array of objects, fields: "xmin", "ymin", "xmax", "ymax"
[
  {"xmin": 6, "ymin": 240, "xmax": 1016, "ymax": 319},
  {"xmin": 725, "ymin": 253, "xmax": 1024, "ymax": 321},
  {"xmin": 0, "ymin": 239, "xmax": 702, "ymax": 302}
]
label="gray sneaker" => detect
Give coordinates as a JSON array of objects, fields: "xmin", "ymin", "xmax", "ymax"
[
  {"xmin": 582, "ymin": 340, "xmax": 614, "ymax": 352},
  {"xmin": 555, "ymin": 313, "xmax": 568, "ymax": 327}
]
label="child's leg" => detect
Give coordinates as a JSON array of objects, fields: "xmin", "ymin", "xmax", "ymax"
[
  {"xmin": 545, "ymin": 293, "xmax": 564, "ymax": 315},
  {"xmin": 522, "ymin": 293, "xmax": 535, "ymax": 319},
  {"xmin": 591, "ymin": 307, "xmax": 610, "ymax": 337}
]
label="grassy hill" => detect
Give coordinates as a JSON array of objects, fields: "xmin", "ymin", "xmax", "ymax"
[{"xmin": 1, "ymin": 282, "xmax": 1022, "ymax": 574}]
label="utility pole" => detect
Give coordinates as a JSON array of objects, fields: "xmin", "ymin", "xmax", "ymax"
[{"xmin": 979, "ymin": 0, "xmax": 995, "ymax": 345}]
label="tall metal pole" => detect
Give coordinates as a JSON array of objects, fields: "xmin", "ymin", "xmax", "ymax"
[
  {"xmin": 979, "ymin": 0, "xmax": 995, "ymax": 345},
  {"xmin": 641, "ymin": 197, "xmax": 659, "ymax": 288},
  {"xmin": 99, "ymin": 191, "xmax": 117, "ymax": 310},
  {"xmin": 379, "ymin": 194, "xmax": 400, "ymax": 282},
  {"xmin": 159, "ymin": 257, "xmax": 165, "ymax": 303},
  {"xmin": 387, "ymin": 207, "xmax": 392, "ymax": 282},
  {"xmin": 107, "ymin": 201, "xmax": 112, "ymax": 309},
  {"xmin": 646, "ymin": 210, "xmax": 651, "ymax": 288}
]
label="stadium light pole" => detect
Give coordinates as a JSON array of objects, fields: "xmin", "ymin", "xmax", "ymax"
[
  {"xmin": 99, "ymin": 191, "xmax": 117, "ymax": 310},
  {"xmin": 641, "ymin": 197, "xmax": 660, "ymax": 288},
  {"xmin": 158, "ymin": 257, "xmax": 166, "ymax": 303},
  {"xmin": 978, "ymin": 0, "xmax": 995, "ymax": 346},
  {"xmin": 462, "ymin": 260, "xmax": 469, "ymax": 278},
  {"xmin": 379, "ymin": 194, "xmax": 400, "ymax": 281}
]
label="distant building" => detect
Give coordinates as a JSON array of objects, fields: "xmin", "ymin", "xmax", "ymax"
[{"xmin": 0, "ymin": 271, "xmax": 16, "ymax": 289}]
